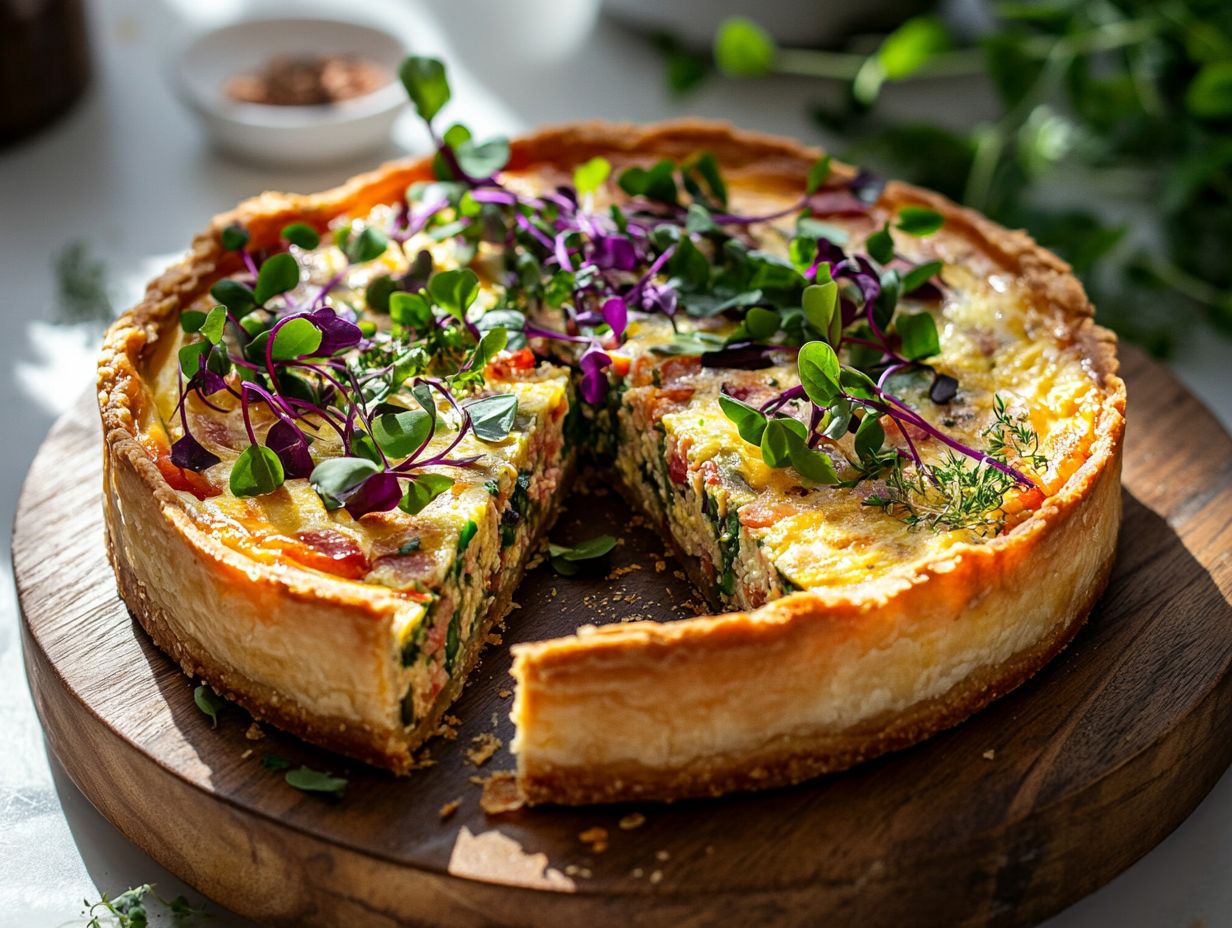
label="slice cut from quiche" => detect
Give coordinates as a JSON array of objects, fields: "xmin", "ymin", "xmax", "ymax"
[{"xmin": 99, "ymin": 61, "xmax": 1123, "ymax": 803}]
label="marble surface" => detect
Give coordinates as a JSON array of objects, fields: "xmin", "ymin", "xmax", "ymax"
[{"xmin": 1, "ymin": 1, "xmax": 1228, "ymax": 925}]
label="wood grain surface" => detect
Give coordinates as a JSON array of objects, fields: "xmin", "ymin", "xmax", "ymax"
[{"xmin": 15, "ymin": 344, "xmax": 1232, "ymax": 928}]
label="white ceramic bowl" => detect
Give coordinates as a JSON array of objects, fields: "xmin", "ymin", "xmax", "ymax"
[{"xmin": 174, "ymin": 17, "xmax": 408, "ymax": 167}]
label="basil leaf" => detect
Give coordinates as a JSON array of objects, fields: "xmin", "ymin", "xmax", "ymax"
[
  {"xmin": 253, "ymin": 252, "xmax": 300, "ymax": 304},
  {"xmin": 271, "ymin": 317, "xmax": 323, "ymax": 361},
  {"xmin": 310, "ymin": 457, "xmax": 380, "ymax": 509},
  {"xmin": 897, "ymin": 311, "xmax": 941, "ymax": 359},
  {"xmin": 281, "ymin": 222, "xmax": 321, "ymax": 250},
  {"xmin": 400, "ymin": 473, "xmax": 453, "ymax": 515},
  {"xmin": 399, "ymin": 56, "xmax": 450, "ymax": 123},
  {"xmin": 229, "ymin": 444, "xmax": 285, "ymax": 497},
  {"xmin": 896, "ymin": 206, "xmax": 945, "ymax": 236},
  {"xmin": 797, "ymin": 341, "xmax": 841, "ymax": 406},
  {"xmin": 372, "ymin": 408, "xmax": 433, "ymax": 459},
  {"xmin": 465, "ymin": 393, "xmax": 518, "ymax": 442}
]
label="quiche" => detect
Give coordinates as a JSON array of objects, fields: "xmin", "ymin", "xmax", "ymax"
[{"xmin": 98, "ymin": 59, "xmax": 1124, "ymax": 805}]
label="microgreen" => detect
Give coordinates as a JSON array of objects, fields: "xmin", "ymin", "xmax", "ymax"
[
  {"xmin": 84, "ymin": 884, "xmax": 209, "ymax": 928},
  {"xmin": 253, "ymin": 252, "xmax": 300, "ymax": 304},
  {"xmin": 401, "ymin": 473, "xmax": 453, "ymax": 514},
  {"xmin": 230, "ymin": 445, "xmax": 285, "ymax": 497},
  {"xmin": 220, "ymin": 223, "xmax": 250, "ymax": 252},
  {"xmin": 464, "ymin": 393, "xmax": 518, "ymax": 442},
  {"xmin": 281, "ymin": 222, "xmax": 321, "ymax": 250},
  {"xmin": 549, "ymin": 534, "xmax": 617, "ymax": 576},
  {"xmin": 285, "ymin": 765, "xmax": 348, "ymax": 800},
  {"xmin": 714, "ymin": 17, "xmax": 776, "ymax": 77},
  {"xmin": 193, "ymin": 684, "xmax": 226, "ymax": 728},
  {"xmin": 399, "ymin": 56, "xmax": 450, "ymax": 124}
]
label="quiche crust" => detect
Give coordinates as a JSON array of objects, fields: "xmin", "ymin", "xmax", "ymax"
[{"xmin": 98, "ymin": 121, "xmax": 1125, "ymax": 799}]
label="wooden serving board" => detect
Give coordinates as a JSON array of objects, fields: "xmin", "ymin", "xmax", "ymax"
[{"xmin": 16, "ymin": 345, "xmax": 1232, "ymax": 928}]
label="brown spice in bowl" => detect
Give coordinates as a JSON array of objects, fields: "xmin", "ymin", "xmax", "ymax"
[{"xmin": 225, "ymin": 54, "xmax": 389, "ymax": 106}]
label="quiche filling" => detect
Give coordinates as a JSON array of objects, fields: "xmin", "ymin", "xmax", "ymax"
[{"xmin": 135, "ymin": 58, "xmax": 1107, "ymax": 768}]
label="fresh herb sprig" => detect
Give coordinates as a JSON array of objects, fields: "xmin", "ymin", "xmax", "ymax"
[
  {"xmin": 676, "ymin": 6, "xmax": 1232, "ymax": 352},
  {"xmin": 84, "ymin": 885, "xmax": 208, "ymax": 928}
]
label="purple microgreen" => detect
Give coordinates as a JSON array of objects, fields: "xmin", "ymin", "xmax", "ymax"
[
  {"xmin": 308, "ymin": 308, "xmax": 363, "ymax": 355},
  {"xmin": 929, "ymin": 373, "xmax": 959, "ymax": 405},
  {"xmin": 171, "ymin": 432, "xmax": 221, "ymax": 472},
  {"xmin": 344, "ymin": 471, "xmax": 404, "ymax": 518},
  {"xmin": 578, "ymin": 344, "xmax": 613, "ymax": 404},
  {"xmin": 265, "ymin": 419, "xmax": 314, "ymax": 478}
]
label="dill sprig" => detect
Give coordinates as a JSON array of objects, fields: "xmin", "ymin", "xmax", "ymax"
[{"xmin": 864, "ymin": 396, "xmax": 1048, "ymax": 535}]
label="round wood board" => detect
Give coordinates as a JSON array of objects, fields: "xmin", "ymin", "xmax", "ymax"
[{"xmin": 16, "ymin": 345, "xmax": 1232, "ymax": 928}]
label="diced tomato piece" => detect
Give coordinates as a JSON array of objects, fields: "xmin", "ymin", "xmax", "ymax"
[
  {"xmin": 700, "ymin": 459, "xmax": 720, "ymax": 487},
  {"xmin": 659, "ymin": 355, "xmax": 701, "ymax": 385},
  {"xmin": 610, "ymin": 353, "xmax": 631, "ymax": 378},
  {"xmin": 289, "ymin": 530, "xmax": 370, "ymax": 579},
  {"xmin": 668, "ymin": 444, "xmax": 689, "ymax": 485},
  {"xmin": 738, "ymin": 500, "xmax": 799, "ymax": 528}
]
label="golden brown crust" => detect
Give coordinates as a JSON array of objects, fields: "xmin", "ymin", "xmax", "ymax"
[{"xmin": 98, "ymin": 120, "xmax": 1125, "ymax": 801}]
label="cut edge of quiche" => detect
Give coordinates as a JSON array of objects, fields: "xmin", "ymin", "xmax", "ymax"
[{"xmin": 97, "ymin": 120, "xmax": 1125, "ymax": 802}]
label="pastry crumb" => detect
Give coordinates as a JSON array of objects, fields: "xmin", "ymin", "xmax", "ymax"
[
  {"xmin": 618, "ymin": 812, "xmax": 646, "ymax": 830},
  {"xmin": 579, "ymin": 826, "xmax": 609, "ymax": 853},
  {"xmin": 654, "ymin": 560, "xmax": 667, "ymax": 572},
  {"xmin": 467, "ymin": 732, "xmax": 502, "ymax": 767},
  {"xmin": 649, "ymin": 869, "xmax": 663, "ymax": 885},
  {"xmin": 631, "ymin": 867, "xmax": 644, "ymax": 878},
  {"xmin": 439, "ymin": 798, "xmax": 461, "ymax": 820},
  {"xmin": 983, "ymin": 749, "xmax": 996, "ymax": 760},
  {"xmin": 479, "ymin": 771, "xmax": 523, "ymax": 814},
  {"xmin": 654, "ymin": 849, "xmax": 670, "ymax": 862},
  {"xmin": 485, "ymin": 632, "xmax": 503, "ymax": 645},
  {"xmin": 468, "ymin": 775, "xmax": 485, "ymax": 786},
  {"xmin": 245, "ymin": 722, "xmax": 265, "ymax": 741},
  {"xmin": 498, "ymin": 688, "xmax": 512, "ymax": 699},
  {"xmin": 240, "ymin": 748, "xmax": 253, "ymax": 760}
]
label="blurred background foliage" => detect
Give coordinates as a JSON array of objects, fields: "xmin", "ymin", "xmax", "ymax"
[{"xmin": 654, "ymin": 0, "xmax": 1232, "ymax": 356}]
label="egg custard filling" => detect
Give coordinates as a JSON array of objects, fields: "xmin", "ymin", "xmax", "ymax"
[{"xmin": 102, "ymin": 58, "xmax": 1122, "ymax": 800}]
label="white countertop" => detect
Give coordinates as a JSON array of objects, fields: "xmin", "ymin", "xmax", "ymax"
[{"xmin": 1, "ymin": 1, "xmax": 1229, "ymax": 925}]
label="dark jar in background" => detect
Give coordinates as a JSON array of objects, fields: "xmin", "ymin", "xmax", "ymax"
[{"xmin": 1, "ymin": 0, "xmax": 91, "ymax": 146}]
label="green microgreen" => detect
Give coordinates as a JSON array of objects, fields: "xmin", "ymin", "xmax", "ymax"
[
  {"xmin": 192, "ymin": 684, "xmax": 226, "ymax": 728},
  {"xmin": 549, "ymin": 534, "xmax": 617, "ymax": 576},
  {"xmin": 285, "ymin": 765, "xmax": 348, "ymax": 800},
  {"xmin": 84, "ymin": 884, "xmax": 209, "ymax": 928}
]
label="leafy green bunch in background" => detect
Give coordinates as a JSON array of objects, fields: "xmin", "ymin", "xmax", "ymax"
[{"xmin": 660, "ymin": 0, "xmax": 1232, "ymax": 355}]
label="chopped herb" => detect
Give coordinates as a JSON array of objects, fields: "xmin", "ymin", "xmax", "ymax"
[
  {"xmin": 285, "ymin": 765, "xmax": 348, "ymax": 800},
  {"xmin": 192, "ymin": 685, "xmax": 226, "ymax": 728}
]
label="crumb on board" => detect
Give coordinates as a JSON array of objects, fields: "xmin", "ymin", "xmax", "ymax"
[
  {"xmin": 468, "ymin": 775, "xmax": 486, "ymax": 786},
  {"xmin": 245, "ymin": 722, "xmax": 265, "ymax": 741},
  {"xmin": 467, "ymin": 732, "xmax": 502, "ymax": 767},
  {"xmin": 983, "ymin": 749, "xmax": 996, "ymax": 760},
  {"xmin": 241, "ymin": 748, "xmax": 253, "ymax": 760},
  {"xmin": 619, "ymin": 812, "xmax": 646, "ymax": 830},
  {"xmin": 655, "ymin": 849, "xmax": 670, "ymax": 862},
  {"xmin": 439, "ymin": 798, "xmax": 461, "ymax": 820},
  {"xmin": 485, "ymin": 632, "xmax": 503, "ymax": 645},
  {"xmin": 654, "ymin": 559, "xmax": 667, "ymax": 572},
  {"xmin": 649, "ymin": 869, "xmax": 663, "ymax": 885},
  {"xmin": 480, "ymin": 771, "xmax": 523, "ymax": 815},
  {"xmin": 438, "ymin": 722, "xmax": 459, "ymax": 741},
  {"xmin": 498, "ymin": 688, "xmax": 512, "ymax": 699},
  {"xmin": 607, "ymin": 564, "xmax": 641, "ymax": 580},
  {"xmin": 631, "ymin": 867, "xmax": 645, "ymax": 878},
  {"xmin": 579, "ymin": 826, "xmax": 609, "ymax": 853}
]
